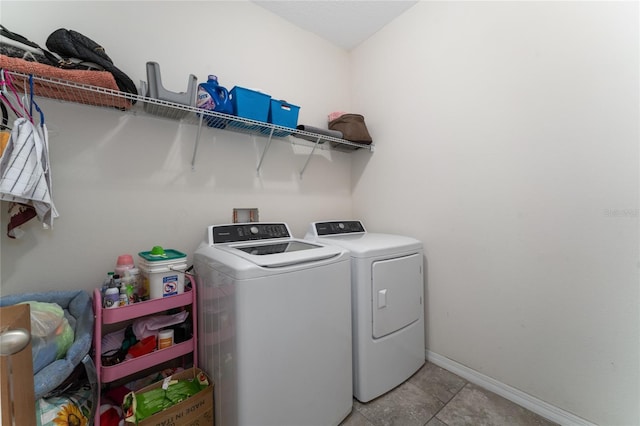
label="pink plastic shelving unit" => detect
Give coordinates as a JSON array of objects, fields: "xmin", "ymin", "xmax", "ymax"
[{"xmin": 92, "ymin": 276, "xmax": 198, "ymax": 426}]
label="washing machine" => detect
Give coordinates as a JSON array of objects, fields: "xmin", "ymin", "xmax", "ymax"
[
  {"xmin": 194, "ymin": 222, "xmax": 353, "ymax": 426},
  {"xmin": 306, "ymin": 220, "xmax": 425, "ymax": 402}
]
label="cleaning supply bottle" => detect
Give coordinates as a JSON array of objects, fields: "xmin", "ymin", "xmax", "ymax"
[
  {"xmin": 113, "ymin": 274, "xmax": 122, "ymax": 290},
  {"xmin": 197, "ymin": 75, "xmax": 233, "ymax": 128},
  {"xmin": 124, "ymin": 268, "xmax": 141, "ymax": 303},
  {"xmin": 119, "ymin": 286, "xmax": 129, "ymax": 307},
  {"xmin": 115, "ymin": 254, "xmax": 135, "ymax": 277},
  {"xmin": 102, "ymin": 272, "xmax": 114, "ymax": 296},
  {"xmin": 104, "ymin": 282, "xmax": 120, "ymax": 309}
]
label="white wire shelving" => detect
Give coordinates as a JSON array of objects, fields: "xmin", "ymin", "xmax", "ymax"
[{"xmin": 4, "ymin": 71, "xmax": 373, "ymax": 177}]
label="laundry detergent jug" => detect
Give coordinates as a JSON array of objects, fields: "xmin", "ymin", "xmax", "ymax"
[{"xmin": 197, "ymin": 75, "xmax": 233, "ymax": 128}]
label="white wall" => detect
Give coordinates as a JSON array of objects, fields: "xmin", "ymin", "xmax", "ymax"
[
  {"xmin": 0, "ymin": 1, "xmax": 363, "ymax": 294},
  {"xmin": 351, "ymin": 2, "xmax": 639, "ymax": 425}
]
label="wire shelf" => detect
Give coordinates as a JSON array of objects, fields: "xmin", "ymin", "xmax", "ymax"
[{"xmin": 5, "ymin": 71, "xmax": 373, "ymax": 152}]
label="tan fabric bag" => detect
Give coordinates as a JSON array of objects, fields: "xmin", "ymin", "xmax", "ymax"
[{"xmin": 328, "ymin": 113, "xmax": 372, "ymax": 144}]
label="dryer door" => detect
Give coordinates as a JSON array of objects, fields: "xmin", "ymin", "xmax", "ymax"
[{"xmin": 371, "ymin": 253, "xmax": 423, "ymax": 339}]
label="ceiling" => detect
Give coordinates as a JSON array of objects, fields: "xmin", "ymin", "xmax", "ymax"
[{"xmin": 252, "ymin": 1, "xmax": 418, "ymax": 51}]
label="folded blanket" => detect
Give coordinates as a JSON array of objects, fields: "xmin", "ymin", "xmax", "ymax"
[
  {"xmin": 0, "ymin": 55, "xmax": 132, "ymax": 110},
  {"xmin": 293, "ymin": 124, "xmax": 344, "ymax": 144}
]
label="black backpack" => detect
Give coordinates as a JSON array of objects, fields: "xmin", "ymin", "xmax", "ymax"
[
  {"xmin": 46, "ymin": 28, "xmax": 138, "ymax": 100},
  {"xmin": 0, "ymin": 24, "xmax": 91, "ymax": 69},
  {"xmin": 0, "ymin": 25, "xmax": 80, "ymax": 70}
]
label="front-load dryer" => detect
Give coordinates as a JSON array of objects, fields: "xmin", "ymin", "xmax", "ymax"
[
  {"xmin": 306, "ymin": 220, "xmax": 425, "ymax": 402},
  {"xmin": 194, "ymin": 222, "xmax": 352, "ymax": 426}
]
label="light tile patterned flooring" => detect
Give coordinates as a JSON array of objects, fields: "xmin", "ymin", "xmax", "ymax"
[{"xmin": 339, "ymin": 362, "xmax": 558, "ymax": 426}]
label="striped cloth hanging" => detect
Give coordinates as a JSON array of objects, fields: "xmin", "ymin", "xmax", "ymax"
[{"xmin": 0, "ymin": 116, "xmax": 58, "ymax": 237}]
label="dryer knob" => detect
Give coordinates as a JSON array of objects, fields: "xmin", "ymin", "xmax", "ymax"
[
  {"xmin": 338, "ymin": 223, "xmax": 345, "ymax": 229},
  {"xmin": 250, "ymin": 226, "xmax": 259, "ymax": 235}
]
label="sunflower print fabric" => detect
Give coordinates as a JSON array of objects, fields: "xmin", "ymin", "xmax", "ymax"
[
  {"xmin": 36, "ymin": 385, "xmax": 92, "ymax": 426},
  {"xmin": 52, "ymin": 403, "xmax": 87, "ymax": 426}
]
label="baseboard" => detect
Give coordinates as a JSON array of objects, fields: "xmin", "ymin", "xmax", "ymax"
[{"xmin": 426, "ymin": 350, "xmax": 596, "ymax": 426}]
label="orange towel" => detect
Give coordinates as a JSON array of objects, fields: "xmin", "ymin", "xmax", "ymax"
[{"xmin": 0, "ymin": 55, "xmax": 132, "ymax": 110}]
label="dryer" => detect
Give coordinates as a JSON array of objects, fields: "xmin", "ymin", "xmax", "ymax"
[
  {"xmin": 194, "ymin": 222, "xmax": 352, "ymax": 426},
  {"xmin": 306, "ymin": 220, "xmax": 425, "ymax": 402}
]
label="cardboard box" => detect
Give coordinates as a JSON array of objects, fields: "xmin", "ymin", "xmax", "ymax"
[{"xmin": 124, "ymin": 367, "xmax": 214, "ymax": 426}]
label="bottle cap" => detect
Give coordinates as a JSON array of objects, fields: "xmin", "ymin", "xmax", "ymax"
[
  {"xmin": 208, "ymin": 75, "xmax": 218, "ymax": 83},
  {"xmin": 150, "ymin": 246, "xmax": 166, "ymax": 256},
  {"xmin": 117, "ymin": 254, "xmax": 134, "ymax": 266}
]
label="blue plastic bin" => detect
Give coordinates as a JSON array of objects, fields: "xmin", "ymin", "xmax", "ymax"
[
  {"xmin": 268, "ymin": 99, "xmax": 300, "ymax": 137},
  {"xmin": 230, "ymin": 86, "xmax": 271, "ymax": 122}
]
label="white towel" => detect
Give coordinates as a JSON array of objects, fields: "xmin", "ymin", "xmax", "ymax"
[{"xmin": 0, "ymin": 117, "xmax": 58, "ymax": 234}]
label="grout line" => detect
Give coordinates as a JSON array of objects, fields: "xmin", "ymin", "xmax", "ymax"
[
  {"xmin": 427, "ymin": 380, "xmax": 469, "ymax": 426},
  {"xmin": 441, "ymin": 377, "xmax": 470, "ymax": 405}
]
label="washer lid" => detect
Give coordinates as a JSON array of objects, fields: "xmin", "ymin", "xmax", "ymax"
[{"xmin": 217, "ymin": 239, "xmax": 343, "ymax": 267}]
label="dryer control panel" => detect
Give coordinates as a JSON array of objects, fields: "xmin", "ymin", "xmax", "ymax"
[
  {"xmin": 312, "ymin": 221, "xmax": 366, "ymax": 236},
  {"xmin": 210, "ymin": 223, "xmax": 291, "ymax": 244}
]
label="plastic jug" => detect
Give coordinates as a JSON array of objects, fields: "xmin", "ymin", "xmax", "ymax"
[
  {"xmin": 197, "ymin": 75, "xmax": 233, "ymax": 128},
  {"xmin": 114, "ymin": 254, "xmax": 134, "ymax": 277}
]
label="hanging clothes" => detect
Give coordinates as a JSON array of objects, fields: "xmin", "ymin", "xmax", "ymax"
[{"xmin": 0, "ymin": 116, "xmax": 58, "ymax": 238}]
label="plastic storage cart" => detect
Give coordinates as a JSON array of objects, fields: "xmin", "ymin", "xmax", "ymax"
[{"xmin": 92, "ymin": 277, "xmax": 198, "ymax": 426}]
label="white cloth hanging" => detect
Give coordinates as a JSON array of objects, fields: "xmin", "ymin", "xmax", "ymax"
[{"xmin": 0, "ymin": 116, "xmax": 58, "ymax": 235}]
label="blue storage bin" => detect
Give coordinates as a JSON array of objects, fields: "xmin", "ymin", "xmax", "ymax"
[
  {"xmin": 268, "ymin": 99, "xmax": 300, "ymax": 137},
  {"xmin": 230, "ymin": 86, "xmax": 271, "ymax": 122}
]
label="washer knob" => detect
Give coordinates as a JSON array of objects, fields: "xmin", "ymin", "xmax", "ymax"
[
  {"xmin": 250, "ymin": 226, "xmax": 259, "ymax": 235},
  {"xmin": 338, "ymin": 223, "xmax": 345, "ymax": 229}
]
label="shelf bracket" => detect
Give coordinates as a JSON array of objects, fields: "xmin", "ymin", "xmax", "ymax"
[
  {"xmin": 256, "ymin": 127, "xmax": 275, "ymax": 176},
  {"xmin": 299, "ymin": 136, "xmax": 323, "ymax": 179},
  {"xmin": 191, "ymin": 114, "xmax": 205, "ymax": 170}
]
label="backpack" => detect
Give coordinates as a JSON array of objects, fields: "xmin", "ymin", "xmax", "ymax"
[
  {"xmin": 0, "ymin": 24, "xmax": 101, "ymax": 70},
  {"xmin": 46, "ymin": 28, "xmax": 138, "ymax": 100}
]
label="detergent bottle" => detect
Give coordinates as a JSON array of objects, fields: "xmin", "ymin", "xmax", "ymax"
[{"xmin": 197, "ymin": 75, "xmax": 233, "ymax": 128}]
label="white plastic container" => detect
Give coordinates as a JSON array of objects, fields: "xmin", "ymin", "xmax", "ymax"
[
  {"xmin": 158, "ymin": 328, "xmax": 174, "ymax": 349},
  {"xmin": 138, "ymin": 247, "xmax": 188, "ymax": 299}
]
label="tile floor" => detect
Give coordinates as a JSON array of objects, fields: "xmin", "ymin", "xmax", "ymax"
[{"xmin": 339, "ymin": 362, "xmax": 558, "ymax": 426}]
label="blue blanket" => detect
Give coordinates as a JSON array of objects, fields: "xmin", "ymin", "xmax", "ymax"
[{"xmin": 0, "ymin": 290, "xmax": 93, "ymax": 399}]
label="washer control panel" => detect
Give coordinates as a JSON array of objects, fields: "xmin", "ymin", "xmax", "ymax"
[
  {"xmin": 313, "ymin": 221, "xmax": 366, "ymax": 236},
  {"xmin": 211, "ymin": 223, "xmax": 291, "ymax": 244}
]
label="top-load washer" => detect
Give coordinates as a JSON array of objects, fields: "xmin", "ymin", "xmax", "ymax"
[
  {"xmin": 194, "ymin": 222, "xmax": 352, "ymax": 426},
  {"xmin": 306, "ymin": 220, "xmax": 425, "ymax": 402}
]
